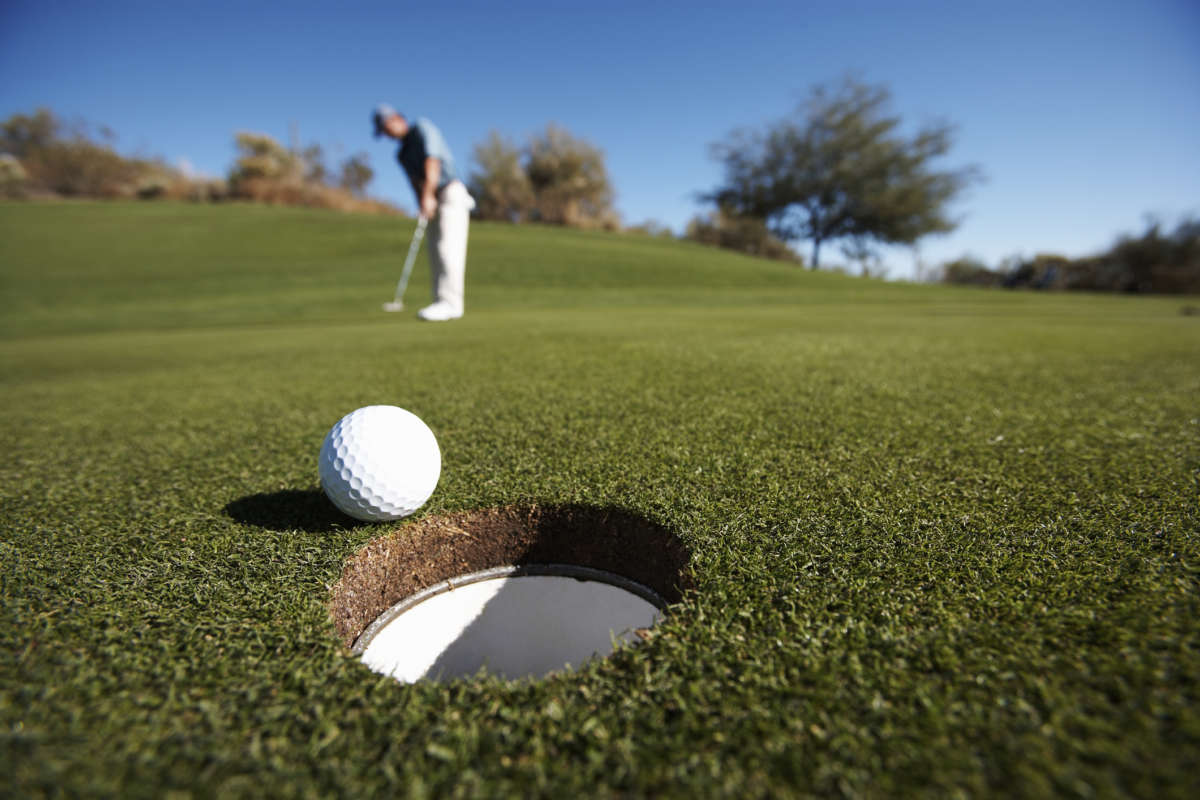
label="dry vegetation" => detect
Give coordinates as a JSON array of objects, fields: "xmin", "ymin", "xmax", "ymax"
[
  {"xmin": 1, "ymin": 109, "xmax": 400, "ymax": 215},
  {"xmin": 469, "ymin": 124, "xmax": 619, "ymax": 230}
]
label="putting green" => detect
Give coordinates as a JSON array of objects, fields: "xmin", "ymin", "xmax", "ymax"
[{"xmin": 1, "ymin": 201, "xmax": 1197, "ymax": 797}]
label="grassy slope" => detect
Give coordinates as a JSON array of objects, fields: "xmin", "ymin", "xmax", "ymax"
[{"xmin": 1, "ymin": 201, "xmax": 1198, "ymax": 798}]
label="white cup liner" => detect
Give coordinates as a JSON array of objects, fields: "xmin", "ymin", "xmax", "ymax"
[{"xmin": 352, "ymin": 564, "xmax": 666, "ymax": 683}]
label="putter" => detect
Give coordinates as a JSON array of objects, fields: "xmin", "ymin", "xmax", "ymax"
[{"xmin": 382, "ymin": 215, "xmax": 428, "ymax": 312}]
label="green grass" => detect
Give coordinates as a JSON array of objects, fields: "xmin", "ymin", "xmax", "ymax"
[{"xmin": 2, "ymin": 200, "xmax": 1198, "ymax": 798}]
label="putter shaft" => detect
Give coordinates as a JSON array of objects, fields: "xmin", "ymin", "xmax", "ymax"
[{"xmin": 385, "ymin": 216, "xmax": 428, "ymax": 310}]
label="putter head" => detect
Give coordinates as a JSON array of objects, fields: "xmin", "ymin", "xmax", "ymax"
[{"xmin": 382, "ymin": 301, "xmax": 405, "ymax": 312}]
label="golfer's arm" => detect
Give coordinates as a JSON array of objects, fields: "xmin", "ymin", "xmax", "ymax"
[{"xmin": 422, "ymin": 157, "xmax": 441, "ymax": 207}]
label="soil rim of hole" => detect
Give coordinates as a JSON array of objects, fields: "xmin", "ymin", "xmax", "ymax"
[{"xmin": 329, "ymin": 504, "xmax": 694, "ymax": 649}]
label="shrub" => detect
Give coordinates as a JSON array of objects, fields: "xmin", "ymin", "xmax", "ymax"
[
  {"xmin": 978, "ymin": 219, "xmax": 1200, "ymax": 294},
  {"xmin": 1099, "ymin": 219, "xmax": 1200, "ymax": 294},
  {"xmin": 1, "ymin": 109, "xmax": 57, "ymax": 160},
  {"xmin": 22, "ymin": 139, "xmax": 139, "ymax": 197},
  {"xmin": 2, "ymin": 108, "xmax": 191, "ymax": 199},
  {"xmin": 338, "ymin": 153, "xmax": 373, "ymax": 197},
  {"xmin": 625, "ymin": 220, "xmax": 675, "ymax": 239},
  {"xmin": 685, "ymin": 209, "xmax": 802, "ymax": 263},
  {"xmin": 0, "ymin": 109, "xmax": 395, "ymax": 215},
  {"xmin": 469, "ymin": 131, "xmax": 534, "ymax": 222},
  {"xmin": 163, "ymin": 177, "xmax": 229, "ymax": 203},
  {"xmin": 469, "ymin": 125, "xmax": 616, "ymax": 228},
  {"xmin": 0, "ymin": 154, "xmax": 28, "ymax": 198},
  {"xmin": 1001, "ymin": 254, "xmax": 1071, "ymax": 289},
  {"xmin": 940, "ymin": 255, "xmax": 1003, "ymax": 287},
  {"xmin": 229, "ymin": 176, "xmax": 396, "ymax": 214},
  {"xmin": 525, "ymin": 125, "xmax": 615, "ymax": 227},
  {"xmin": 229, "ymin": 132, "xmax": 304, "ymax": 187},
  {"xmin": 226, "ymin": 132, "xmax": 396, "ymax": 215}
]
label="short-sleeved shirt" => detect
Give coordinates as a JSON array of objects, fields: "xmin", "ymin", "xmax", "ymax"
[{"xmin": 397, "ymin": 117, "xmax": 459, "ymax": 195}]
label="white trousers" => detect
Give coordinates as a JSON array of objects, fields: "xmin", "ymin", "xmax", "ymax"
[{"xmin": 428, "ymin": 181, "xmax": 475, "ymax": 313}]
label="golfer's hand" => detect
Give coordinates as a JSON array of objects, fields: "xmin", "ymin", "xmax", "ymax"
[{"xmin": 420, "ymin": 194, "xmax": 438, "ymax": 219}]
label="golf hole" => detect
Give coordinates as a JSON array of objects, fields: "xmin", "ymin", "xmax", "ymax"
[{"xmin": 330, "ymin": 505, "xmax": 692, "ymax": 683}]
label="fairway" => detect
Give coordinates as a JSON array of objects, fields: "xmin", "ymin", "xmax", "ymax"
[{"xmin": 2, "ymin": 202, "xmax": 1198, "ymax": 797}]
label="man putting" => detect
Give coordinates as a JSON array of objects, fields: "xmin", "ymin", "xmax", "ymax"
[{"xmin": 373, "ymin": 104, "xmax": 475, "ymax": 321}]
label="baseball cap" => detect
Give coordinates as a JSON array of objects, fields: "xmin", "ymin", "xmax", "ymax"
[{"xmin": 373, "ymin": 103, "xmax": 400, "ymax": 137}]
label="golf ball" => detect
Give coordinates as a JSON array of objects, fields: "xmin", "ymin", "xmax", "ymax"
[{"xmin": 318, "ymin": 405, "xmax": 441, "ymax": 521}]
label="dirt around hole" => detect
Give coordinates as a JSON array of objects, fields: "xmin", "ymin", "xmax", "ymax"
[{"xmin": 329, "ymin": 505, "xmax": 693, "ymax": 647}]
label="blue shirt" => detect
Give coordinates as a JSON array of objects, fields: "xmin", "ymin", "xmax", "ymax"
[{"xmin": 397, "ymin": 117, "xmax": 459, "ymax": 195}]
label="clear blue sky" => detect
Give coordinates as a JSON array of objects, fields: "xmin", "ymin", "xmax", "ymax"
[{"xmin": 2, "ymin": 0, "xmax": 1198, "ymax": 276}]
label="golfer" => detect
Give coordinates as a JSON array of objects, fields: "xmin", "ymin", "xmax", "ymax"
[{"xmin": 373, "ymin": 104, "xmax": 475, "ymax": 321}]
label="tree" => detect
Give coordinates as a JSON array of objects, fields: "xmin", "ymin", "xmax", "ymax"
[
  {"xmin": 706, "ymin": 77, "xmax": 979, "ymax": 268},
  {"xmin": 468, "ymin": 131, "xmax": 533, "ymax": 222},
  {"xmin": 338, "ymin": 152, "xmax": 373, "ymax": 196},
  {"xmin": 524, "ymin": 124, "xmax": 615, "ymax": 227}
]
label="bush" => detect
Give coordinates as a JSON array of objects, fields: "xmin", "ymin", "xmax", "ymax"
[
  {"xmin": 229, "ymin": 176, "xmax": 395, "ymax": 214},
  {"xmin": 1000, "ymin": 254, "xmax": 1071, "ymax": 289},
  {"xmin": 338, "ymin": 153, "xmax": 373, "ymax": 197},
  {"xmin": 469, "ymin": 131, "xmax": 534, "ymax": 222},
  {"xmin": 469, "ymin": 125, "xmax": 616, "ymax": 229},
  {"xmin": 0, "ymin": 154, "xmax": 28, "ymax": 198},
  {"xmin": 2, "ymin": 108, "xmax": 193, "ymax": 200},
  {"xmin": 625, "ymin": 220, "xmax": 675, "ymax": 239},
  {"xmin": 943, "ymin": 218, "xmax": 1200, "ymax": 294},
  {"xmin": 1097, "ymin": 219, "xmax": 1200, "ymax": 294},
  {"xmin": 229, "ymin": 132, "xmax": 304, "ymax": 187},
  {"xmin": 160, "ymin": 177, "xmax": 228, "ymax": 203},
  {"xmin": 685, "ymin": 209, "xmax": 802, "ymax": 263},
  {"xmin": 525, "ymin": 125, "xmax": 615, "ymax": 226},
  {"xmin": 0, "ymin": 109, "xmax": 395, "ymax": 215},
  {"xmin": 1, "ymin": 109, "xmax": 56, "ymax": 160},
  {"xmin": 226, "ymin": 132, "xmax": 395, "ymax": 214},
  {"xmin": 23, "ymin": 140, "xmax": 139, "ymax": 197},
  {"xmin": 940, "ymin": 255, "xmax": 1004, "ymax": 287}
]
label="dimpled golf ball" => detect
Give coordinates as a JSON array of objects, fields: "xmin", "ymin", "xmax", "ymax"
[{"xmin": 318, "ymin": 405, "xmax": 441, "ymax": 521}]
